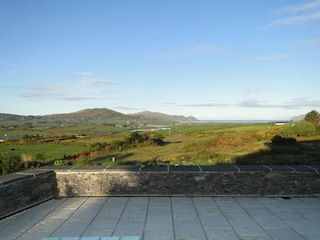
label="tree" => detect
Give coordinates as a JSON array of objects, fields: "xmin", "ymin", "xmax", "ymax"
[{"xmin": 304, "ymin": 110, "xmax": 320, "ymax": 128}]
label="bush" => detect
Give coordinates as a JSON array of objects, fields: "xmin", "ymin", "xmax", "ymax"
[
  {"xmin": 282, "ymin": 121, "xmax": 316, "ymax": 137},
  {"xmin": 0, "ymin": 153, "xmax": 22, "ymax": 174}
]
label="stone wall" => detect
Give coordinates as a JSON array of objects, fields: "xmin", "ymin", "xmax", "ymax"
[
  {"xmin": 53, "ymin": 165, "xmax": 320, "ymax": 197},
  {"xmin": 0, "ymin": 169, "xmax": 56, "ymax": 219},
  {"xmin": 1, "ymin": 165, "xmax": 319, "ymax": 218}
]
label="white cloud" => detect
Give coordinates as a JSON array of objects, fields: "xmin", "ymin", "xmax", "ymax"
[
  {"xmin": 275, "ymin": 0, "xmax": 320, "ymax": 14},
  {"xmin": 81, "ymin": 79, "xmax": 117, "ymax": 86},
  {"xmin": 149, "ymin": 45, "xmax": 228, "ymax": 59},
  {"xmin": 270, "ymin": 1, "xmax": 320, "ymax": 26},
  {"xmin": 247, "ymin": 54, "xmax": 291, "ymax": 61},
  {"xmin": 237, "ymin": 97, "xmax": 320, "ymax": 109},
  {"xmin": 245, "ymin": 88, "xmax": 275, "ymax": 94},
  {"xmin": 302, "ymin": 38, "xmax": 320, "ymax": 46},
  {"xmin": 76, "ymin": 72, "xmax": 94, "ymax": 77},
  {"xmin": 272, "ymin": 11, "xmax": 320, "ymax": 25},
  {"xmin": 18, "ymin": 73, "xmax": 117, "ymax": 101},
  {"xmin": 181, "ymin": 103, "xmax": 229, "ymax": 108}
]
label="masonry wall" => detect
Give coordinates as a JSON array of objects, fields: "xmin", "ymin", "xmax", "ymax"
[
  {"xmin": 0, "ymin": 169, "xmax": 56, "ymax": 219},
  {"xmin": 55, "ymin": 167, "xmax": 320, "ymax": 197},
  {"xmin": 1, "ymin": 165, "xmax": 319, "ymax": 219}
]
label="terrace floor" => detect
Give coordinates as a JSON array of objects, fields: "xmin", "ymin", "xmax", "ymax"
[{"xmin": 0, "ymin": 196, "xmax": 319, "ymax": 240}]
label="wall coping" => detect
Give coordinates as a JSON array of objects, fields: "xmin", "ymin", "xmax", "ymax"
[
  {"xmin": 0, "ymin": 165, "xmax": 319, "ymax": 187},
  {"xmin": 41, "ymin": 164, "xmax": 320, "ymax": 173}
]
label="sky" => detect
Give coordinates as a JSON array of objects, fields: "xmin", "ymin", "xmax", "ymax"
[{"xmin": 1, "ymin": 0, "xmax": 319, "ymax": 120}]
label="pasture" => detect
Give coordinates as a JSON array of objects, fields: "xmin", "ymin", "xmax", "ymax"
[{"xmin": 1, "ymin": 122, "xmax": 320, "ymax": 169}]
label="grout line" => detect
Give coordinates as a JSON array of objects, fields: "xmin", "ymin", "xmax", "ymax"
[
  {"xmin": 304, "ymin": 165, "xmax": 318, "ymax": 172},
  {"xmin": 6, "ymin": 198, "xmax": 68, "ymax": 239},
  {"xmin": 235, "ymin": 197, "xmax": 273, "ymax": 239},
  {"xmin": 141, "ymin": 197, "xmax": 150, "ymax": 240},
  {"xmin": 50, "ymin": 197, "xmax": 89, "ymax": 237},
  {"xmin": 232, "ymin": 165, "xmax": 241, "ymax": 171},
  {"xmin": 112, "ymin": 197, "xmax": 130, "ymax": 236},
  {"xmin": 80, "ymin": 197, "xmax": 109, "ymax": 237},
  {"xmin": 170, "ymin": 197, "xmax": 176, "ymax": 240},
  {"xmin": 286, "ymin": 166, "xmax": 296, "ymax": 171},
  {"xmin": 262, "ymin": 165, "xmax": 273, "ymax": 171},
  {"xmin": 191, "ymin": 197, "xmax": 209, "ymax": 240},
  {"xmin": 214, "ymin": 197, "xmax": 241, "ymax": 239}
]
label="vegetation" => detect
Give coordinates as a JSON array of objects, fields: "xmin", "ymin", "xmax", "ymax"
[
  {"xmin": 0, "ymin": 153, "xmax": 22, "ymax": 174},
  {"xmin": 1, "ymin": 110, "xmax": 320, "ymax": 174},
  {"xmin": 281, "ymin": 121, "xmax": 316, "ymax": 137},
  {"xmin": 304, "ymin": 110, "xmax": 320, "ymax": 133}
]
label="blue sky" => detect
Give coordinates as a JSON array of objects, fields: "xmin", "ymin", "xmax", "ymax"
[{"xmin": 1, "ymin": 0, "xmax": 319, "ymax": 120}]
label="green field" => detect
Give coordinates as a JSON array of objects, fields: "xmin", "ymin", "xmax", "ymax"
[{"xmin": 1, "ymin": 122, "xmax": 320, "ymax": 173}]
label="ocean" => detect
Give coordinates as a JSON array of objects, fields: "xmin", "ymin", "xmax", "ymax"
[{"xmin": 198, "ymin": 120, "xmax": 289, "ymax": 123}]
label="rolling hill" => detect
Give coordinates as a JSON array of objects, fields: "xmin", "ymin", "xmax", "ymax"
[
  {"xmin": 130, "ymin": 111, "xmax": 198, "ymax": 123},
  {"xmin": 0, "ymin": 108, "xmax": 198, "ymax": 125}
]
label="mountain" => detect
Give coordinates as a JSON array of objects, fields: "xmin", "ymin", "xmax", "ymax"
[
  {"xmin": 0, "ymin": 108, "xmax": 198, "ymax": 125},
  {"xmin": 290, "ymin": 114, "xmax": 306, "ymax": 122},
  {"xmin": 129, "ymin": 111, "xmax": 198, "ymax": 123},
  {"xmin": 46, "ymin": 108, "xmax": 130, "ymax": 122},
  {"xmin": 0, "ymin": 108, "xmax": 134, "ymax": 125}
]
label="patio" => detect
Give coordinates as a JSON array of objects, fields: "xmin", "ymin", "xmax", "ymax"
[{"xmin": 1, "ymin": 196, "xmax": 319, "ymax": 240}]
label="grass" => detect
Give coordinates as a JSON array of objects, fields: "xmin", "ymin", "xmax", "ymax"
[
  {"xmin": 0, "ymin": 142, "xmax": 89, "ymax": 163},
  {"xmin": 1, "ymin": 122, "xmax": 320, "ymax": 169}
]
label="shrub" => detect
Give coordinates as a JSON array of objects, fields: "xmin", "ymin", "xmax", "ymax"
[
  {"xmin": 0, "ymin": 153, "xmax": 22, "ymax": 174},
  {"xmin": 282, "ymin": 121, "xmax": 316, "ymax": 137}
]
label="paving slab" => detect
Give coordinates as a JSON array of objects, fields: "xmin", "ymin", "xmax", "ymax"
[{"xmin": 0, "ymin": 197, "xmax": 319, "ymax": 240}]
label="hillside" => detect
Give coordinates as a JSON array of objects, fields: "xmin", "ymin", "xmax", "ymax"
[
  {"xmin": 45, "ymin": 108, "xmax": 132, "ymax": 124},
  {"xmin": 0, "ymin": 108, "xmax": 197, "ymax": 125},
  {"xmin": 290, "ymin": 114, "xmax": 306, "ymax": 122},
  {"xmin": 130, "ymin": 111, "xmax": 198, "ymax": 123},
  {"xmin": 0, "ymin": 108, "xmax": 133, "ymax": 125}
]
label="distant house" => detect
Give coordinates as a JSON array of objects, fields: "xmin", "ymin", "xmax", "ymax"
[{"xmin": 275, "ymin": 121, "xmax": 290, "ymax": 126}]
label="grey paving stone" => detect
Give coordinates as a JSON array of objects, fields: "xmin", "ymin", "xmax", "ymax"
[
  {"xmin": 224, "ymin": 212, "xmax": 266, "ymax": 235},
  {"xmin": 192, "ymin": 197, "xmax": 218, "ymax": 209},
  {"xmin": 235, "ymin": 197, "xmax": 265, "ymax": 209},
  {"xmin": 245, "ymin": 207, "xmax": 274, "ymax": 217},
  {"xmin": 284, "ymin": 220, "xmax": 320, "ymax": 235},
  {"xmin": 200, "ymin": 213, "xmax": 233, "ymax": 229},
  {"xmin": 258, "ymin": 198, "xmax": 293, "ymax": 212},
  {"xmin": 251, "ymin": 215, "xmax": 289, "ymax": 229},
  {"xmin": 204, "ymin": 228, "xmax": 240, "ymax": 240},
  {"xmin": 148, "ymin": 197, "xmax": 171, "ymax": 208},
  {"xmin": 237, "ymin": 234, "xmax": 272, "ymax": 240},
  {"xmin": 302, "ymin": 234, "xmax": 320, "ymax": 240},
  {"xmin": 99, "ymin": 237, "xmax": 120, "ymax": 240},
  {"xmin": 215, "ymin": 198, "xmax": 245, "ymax": 212},
  {"xmin": 143, "ymin": 229, "xmax": 174, "ymax": 240},
  {"xmin": 274, "ymin": 211, "xmax": 304, "ymax": 221},
  {"xmin": 294, "ymin": 208, "xmax": 320, "ymax": 223},
  {"xmin": 145, "ymin": 207, "xmax": 172, "ymax": 226},
  {"xmin": 265, "ymin": 228, "xmax": 305, "ymax": 240},
  {"xmin": 1, "ymin": 197, "xmax": 319, "ymax": 240}
]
